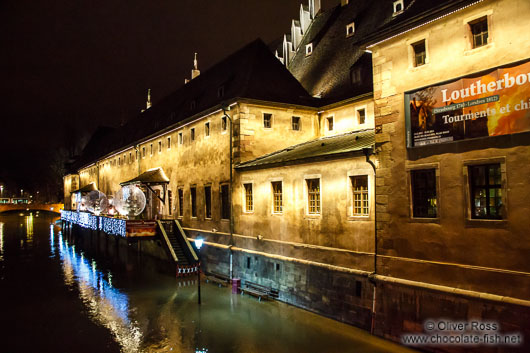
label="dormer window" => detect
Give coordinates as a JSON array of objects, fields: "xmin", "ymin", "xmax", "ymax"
[
  {"xmin": 217, "ymin": 86, "xmax": 225, "ymax": 98},
  {"xmin": 346, "ymin": 22, "xmax": 355, "ymax": 37},
  {"xmin": 305, "ymin": 43, "xmax": 313, "ymax": 56},
  {"xmin": 393, "ymin": 0, "xmax": 404, "ymax": 15}
]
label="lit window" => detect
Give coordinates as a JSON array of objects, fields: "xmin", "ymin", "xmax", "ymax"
[
  {"xmin": 412, "ymin": 40, "xmax": 426, "ymax": 67},
  {"xmin": 178, "ymin": 132, "xmax": 183, "ymax": 145},
  {"xmin": 351, "ymin": 176, "xmax": 369, "ymax": 216},
  {"xmin": 220, "ymin": 184, "xmax": 230, "ymax": 220},
  {"xmin": 272, "ymin": 181, "xmax": 283, "ymax": 213},
  {"xmin": 244, "ymin": 183, "xmax": 253, "ymax": 212},
  {"xmin": 327, "ymin": 117, "xmax": 334, "ymax": 131},
  {"xmin": 306, "ymin": 43, "xmax": 313, "ymax": 56},
  {"xmin": 470, "ymin": 17, "xmax": 488, "ymax": 48},
  {"xmin": 411, "ymin": 169, "xmax": 437, "ymax": 218},
  {"xmin": 222, "ymin": 116, "xmax": 227, "ymax": 131},
  {"xmin": 167, "ymin": 136, "xmax": 171, "ymax": 149},
  {"xmin": 191, "ymin": 128, "xmax": 195, "ymax": 141},
  {"xmin": 205, "ymin": 122, "xmax": 210, "ymax": 137},
  {"xmin": 306, "ymin": 179, "xmax": 321, "ymax": 214},
  {"xmin": 178, "ymin": 188, "xmax": 184, "ymax": 217},
  {"xmin": 204, "ymin": 186, "xmax": 212, "ymax": 219},
  {"xmin": 469, "ymin": 164, "xmax": 502, "ymax": 219},
  {"xmin": 190, "ymin": 186, "xmax": 197, "ymax": 218},
  {"xmin": 346, "ymin": 22, "xmax": 355, "ymax": 37},
  {"xmin": 292, "ymin": 116, "xmax": 300, "ymax": 131},
  {"xmin": 357, "ymin": 109, "xmax": 366, "ymax": 125},
  {"xmin": 263, "ymin": 113, "xmax": 272, "ymax": 129}
]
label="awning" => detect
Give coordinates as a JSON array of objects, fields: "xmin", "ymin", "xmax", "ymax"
[
  {"xmin": 120, "ymin": 168, "xmax": 170, "ymax": 186},
  {"xmin": 71, "ymin": 182, "xmax": 97, "ymax": 194}
]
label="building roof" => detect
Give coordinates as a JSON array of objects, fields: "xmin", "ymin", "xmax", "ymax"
[
  {"xmin": 287, "ymin": 1, "xmax": 378, "ymax": 104},
  {"xmin": 71, "ymin": 182, "xmax": 97, "ymax": 194},
  {"xmin": 70, "ymin": 38, "xmax": 317, "ymax": 172},
  {"xmin": 359, "ymin": 0, "xmax": 481, "ymax": 47},
  {"xmin": 236, "ymin": 129, "xmax": 374, "ymax": 171},
  {"xmin": 121, "ymin": 168, "xmax": 170, "ymax": 186}
]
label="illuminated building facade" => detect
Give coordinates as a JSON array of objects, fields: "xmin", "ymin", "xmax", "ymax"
[{"xmin": 64, "ymin": 0, "xmax": 530, "ymax": 347}]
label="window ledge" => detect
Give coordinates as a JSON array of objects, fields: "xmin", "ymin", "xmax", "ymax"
[
  {"xmin": 348, "ymin": 215, "xmax": 371, "ymax": 221},
  {"xmin": 465, "ymin": 218, "xmax": 507, "ymax": 228},
  {"xmin": 271, "ymin": 212, "xmax": 283, "ymax": 216},
  {"xmin": 409, "ymin": 217, "xmax": 440, "ymax": 224},
  {"xmin": 304, "ymin": 214, "xmax": 321, "ymax": 220},
  {"xmin": 464, "ymin": 42, "xmax": 494, "ymax": 56},
  {"xmin": 408, "ymin": 61, "xmax": 430, "ymax": 73}
]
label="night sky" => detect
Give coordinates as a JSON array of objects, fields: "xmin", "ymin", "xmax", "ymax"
[{"xmin": 0, "ymin": 0, "xmax": 330, "ymax": 199}]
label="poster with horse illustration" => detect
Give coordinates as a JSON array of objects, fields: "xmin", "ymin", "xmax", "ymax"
[{"xmin": 405, "ymin": 59, "xmax": 530, "ymax": 147}]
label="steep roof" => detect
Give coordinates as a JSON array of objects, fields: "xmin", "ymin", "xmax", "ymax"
[
  {"xmin": 288, "ymin": 1, "xmax": 378, "ymax": 104},
  {"xmin": 70, "ymin": 39, "xmax": 316, "ymax": 171},
  {"xmin": 236, "ymin": 129, "xmax": 374, "ymax": 171}
]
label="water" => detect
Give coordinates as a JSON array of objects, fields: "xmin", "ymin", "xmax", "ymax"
[{"xmin": 0, "ymin": 212, "xmax": 414, "ymax": 353}]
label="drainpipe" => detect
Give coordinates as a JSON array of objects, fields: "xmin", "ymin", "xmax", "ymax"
[
  {"xmin": 363, "ymin": 147, "xmax": 377, "ymax": 335},
  {"xmin": 135, "ymin": 144, "xmax": 141, "ymax": 176},
  {"xmin": 222, "ymin": 104, "xmax": 234, "ymax": 279}
]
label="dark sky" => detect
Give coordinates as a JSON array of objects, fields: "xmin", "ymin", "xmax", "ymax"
[{"xmin": 0, "ymin": 0, "xmax": 331, "ymax": 196}]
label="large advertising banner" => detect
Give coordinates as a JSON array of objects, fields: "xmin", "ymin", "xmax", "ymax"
[{"xmin": 405, "ymin": 60, "xmax": 530, "ymax": 147}]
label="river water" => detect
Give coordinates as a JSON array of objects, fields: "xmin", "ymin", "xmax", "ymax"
[{"xmin": 0, "ymin": 212, "xmax": 414, "ymax": 353}]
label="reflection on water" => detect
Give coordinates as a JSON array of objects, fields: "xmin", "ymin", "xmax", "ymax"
[
  {"xmin": 25, "ymin": 213, "xmax": 34, "ymax": 244},
  {"xmin": 0, "ymin": 222, "xmax": 4, "ymax": 261},
  {"xmin": 58, "ymin": 232, "xmax": 142, "ymax": 353}
]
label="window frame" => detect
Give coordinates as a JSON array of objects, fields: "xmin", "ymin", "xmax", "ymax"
[
  {"xmin": 190, "ymin": 128, "xmax": 195, "ymax": 141},
  {"xmin": 178, "ymin": 132, "xmax": 183, "ymax": 145},
  {"xmin": 242, "ymin": 182, "xmax": 254, "ymax": 213},
  {"xmin": 271, "ymin": 181, "xmax": 283, "ymax": 214},
  {"xmin": 305, "ymin": 43, "xmax": 313, "ymax": 56},
  {"xmin": 291, "ymin": 116, "xmax": 301, "ymax": 131},
  {"xmin": 190, "ymin": 185, "xmax": 197, "ymax": 218},
  {"xmin": 305, "ymin": 177, "xmax": 321, "ymax": 216},
  {"xmin": 158, "ymin": 140, "xmax": 162, "ymax": 153},
  {"xmin": 351, "ymin": 175, "xmax": 369, "ymax": 217},
  {"xmin": 412, "ymin": 39, "xmax": 426, "ymax": 67},
  {"xmin": 263, "ymin": 113, "xmax": 273, "ymax": 129},
  {"xmin": 220, "ymin": 183, "xmax": 230, "ymax": 220},
  {"xmin": 469, "ymin": 16, "xmax": 488, "ymax": 49},
  {"xmin": 463, "ymin": 157, "xmax": 507, "ymax": 224},
  {"xmin": 326, "ymin": 116, "xmax": 334, "ymax": 132},
  {"xmin": 204, "ymin": 185, "xmax": 212, "ymax": 219},
  {"xmin": 346, "ymin": 22, "xmax": 355, "ymax": 37},
  {"xmin": 167, "ymin": 136, "xmax": 171, "ymax": 150},
  {"xmin": 356, "ymin": 108, "xmax": 366, "ymax": 125},
  {"xmin": 406, "ymin": 163, "xmax": 440, "ymax": 222},
  {"xmin": 205, "ymin": 121, "xmax": 210, "ymax": 137},
  {"xmin": 177, "ymin": 187, "xmax": 184, "ymax": 218}
]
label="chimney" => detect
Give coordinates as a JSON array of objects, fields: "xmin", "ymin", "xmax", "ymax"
[
  {"xmin": 146, "ymin": 88, "xmax": 152, "ymax": 110},
  {"xmin": 191, "ymin": 52, "xmax": 200, "ymax": 80}
]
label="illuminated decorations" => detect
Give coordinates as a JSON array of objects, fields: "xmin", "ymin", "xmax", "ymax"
[
  {"xmin": 114, "ymin": 185, "xmax": 146, "ymax": 218},
  {"xmin": 61, "ymin": 210, "xmax": 126, "ymax": 237},
  {"xmin": 86, "ymin": 190, "xmax": 109, "ymax": 215},
  {"xmin": 100, "ymin": 217, "xmax": 127, "ymax": 237}
]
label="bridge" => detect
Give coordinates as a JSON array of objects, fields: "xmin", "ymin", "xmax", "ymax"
[{"xmin": 0, "ymin": 203, "xmax": 63, "ymax": 214}]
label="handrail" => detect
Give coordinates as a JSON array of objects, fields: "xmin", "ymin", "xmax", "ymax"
[
  {"xmin": 174, "ymin": 220, "xmax": 198, "ymax": 262},
  {"xmin": 156, "ymin": 220, "xmax": 178, "ymax": 262}
]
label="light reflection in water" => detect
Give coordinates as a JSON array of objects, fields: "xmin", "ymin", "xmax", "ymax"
[
  {"xmin": 58, "ymin": 233, "xmax": 142, "ymax": 352},
  {"xmin": 0, "ymin": 222, "xmax": 4, "ymax": 261},
  {"xmin": 25, "ymin": 213, "xmax": 34, "ymax": 243},
  {"xmin": 50, "ymin": 224, "xmax": 55, "ymax": 257}
]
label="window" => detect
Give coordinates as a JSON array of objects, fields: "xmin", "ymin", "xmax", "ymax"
[
  {"xmin": 244, "ymin": 183, "xmax": 253, "ymax": 212},
  {"xmin": 292, "ymin": 116, "xmax": 300, "ymax": 131},
  {"xmin": 129, "ymin": 152, "xmax": 132, "ymax": 163},
  {"xmin": 351, "ymin": 176, "xmax": 369, "ymax": 216},
  {"xmin": 306, "ymin": 43, "xmax": 313, "ymax": 56},
  {"xmin": 167, "ymin": 136, "xmax": 171, "ymax": 150},
  {"xmin": 205, "ymin": 122, "xmax": 210, "ymax": 137},
  {"xmin": 220, "ymin": 184, "xmax": 230, "ymax": 220},
  {"xmin": 142, "ymin": 147, "xmax": 146, "ymax": 158},
  {"xmin": 393, "ymin": 0, "xmax": 404, "ymax": 14},
  {"xmin": 190, "ymin": 128, "xmax": 195, "ymax": 141},
  {"xmin": 136, "ymin": 149, "xmax": 138, "ymax": 160},
  {"xmin": 306, "ymin": 179, "xmax": 321, "ymax": 214},
  {"xmin": 469, "ymin": 164, "xmax": 502, "ymax": 219},
  {"xmin": 158, "ymin": 140, "xmax": 162, "ymax": 153},
  {"xmin": 470, "ymin": 17, "xmax": 488, "ymax": 48},
  {"xmin": 246, "ymin": 257, "xmax": 251, "ymax": 269},
  {"xmin": 190, "ymin": 186, "xmax": 197, "ymax": 218},
  {"xmin": 272, "ymin": 181, "xmax": 283, "ymax": 213},
  {"xmin": 204, "ymin": 186, "xmax": 212, "ymax": 219},
  {"xmin": 222, "ymin": 116, "xmax": 227, "ymax": 131},
  {"xmin": 412, "ymin": 40, "xmax": 426, "ymax": 67},
  {"xmin": 346, "ymin": 22, "xmax": 355, "ymax": 37},
  {"xmin": 178, "ymin": 132, "xmax": 183, "ymax": 145},
  {"xmin": 178, "ymin": 188, "xmax": 184, "ymax": 217},
  {"xmin": 118, "ymin": 157, "xmax": 121, "ymax": 166},
  {"xmin": 357, "ymin": 108, "xmax": 366, "ymax": 125},
  {"xmin": 326, "ymin": 117, "xmax": 334, "ymax": 131},
  {"xmin": 263, "ymin": 113, "xmax": 272, "ymax": 128},
  {"xmin": 411, "ymin": 169, "xmax": 437, "ymax": 218},
  {"xmin": 168, "ymin": 190, "xmax": 173, "ymax": 215},
  {"xmin": 150, "ymin": 143, "xmax": 153, "ymax": 156}
]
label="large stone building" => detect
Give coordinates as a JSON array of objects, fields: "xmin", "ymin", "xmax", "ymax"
[{"xmin": 64, "ymin": 0, "xmax": 530, "ymax": 350}]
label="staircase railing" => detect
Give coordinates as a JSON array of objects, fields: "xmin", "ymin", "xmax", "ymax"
[
  {"xmin": 156, "ymin": 220, "xmax": 178, "ymax": 263},
  {"xmin": 174, "ymin": 220, "xmax": 198, "ymax": 262}
]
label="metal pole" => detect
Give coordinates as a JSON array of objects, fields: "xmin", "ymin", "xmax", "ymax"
[{"xmin": 197, "ymin": 261, "xmax": 201, "ymax": 305}]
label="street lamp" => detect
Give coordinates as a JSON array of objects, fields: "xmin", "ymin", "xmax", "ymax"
[{"xmin": 196, "ymin": 238, "xmax": 204, "ymax": 305}]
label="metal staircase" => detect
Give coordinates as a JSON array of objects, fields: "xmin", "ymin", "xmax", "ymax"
[{"xmin": 157, "ymin": 220, "xmax": 199, "ymax": 276}]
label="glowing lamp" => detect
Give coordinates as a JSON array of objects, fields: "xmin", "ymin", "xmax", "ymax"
[{"xmin": 195, "ymin": 238, "xmax": 204, "ymax": 250}]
